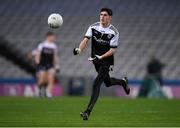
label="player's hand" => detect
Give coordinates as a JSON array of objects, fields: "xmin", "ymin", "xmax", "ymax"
[
  {"xmin": 88, "ymin": 55, "xmax": 102, "ymax": 63},
  {"xmin": 73, "ymin": 48, "xmax": 81, "ymax": 55},
  {"xmin": 95, "ymin": 55, "xmax": 102, "ymax": 60},
  {"xmin": 55, "ymin": 65, "xmax": 60, "ymax": 73}
]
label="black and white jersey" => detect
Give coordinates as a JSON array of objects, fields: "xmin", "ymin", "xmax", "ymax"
[
  {"xmin": 37, "ymin": 41, "xmax": 57, "ymax": 66},
  {"xmin": 85, "ymin": 22, "xmax": 119, "ymax": 65}
]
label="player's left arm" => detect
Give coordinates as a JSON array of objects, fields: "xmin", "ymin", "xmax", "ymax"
[
  {"xmin": 35, "ymin": 44, "xmax": 42, "ymax": 64},
  {"xmin": 35, "ymin": 51, "xmax": 40, "ymax": 64},
  {"xmin": 97, "ymin": 31, "xmax": 119, "ymax": 60},
  {"xmin": 100, "ymin": 48, "xmax": 116, "ymax": 59},
  {"xmin": 54, "ymin": 53, "xmax": 59, "ymax": 65},
  {"xmin": 54, "ymin": 48, "xmax": 60, "ymax": 72}
]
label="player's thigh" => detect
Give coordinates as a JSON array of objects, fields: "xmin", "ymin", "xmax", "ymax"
[
  {"xmin": 104, "ymin": 74, "xmax": 112, "ymax": 87},
  {"xmin": 97, "ymin": 65, "xmax": 109, "ymax": 80},
  {"xmin": 38, "ymin": 70, "xmax": 47, "ymax": 83},
  {"xmin": 98, "ymin": 65, "xmax": 111, "ymax": 87},
  {"xmin": 93, "ymin": 63, "xmax": 101, "ymax": 72},
  {"xmin": 47, "ymin": 68, "xmax": 55, "ymax": 83}
]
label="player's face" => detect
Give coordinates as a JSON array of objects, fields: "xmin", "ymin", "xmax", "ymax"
[
  {"xmin": 47, "ymin": 35, "xmax": 56, "ymax": 42},
  {"xmin": 100, "ymin": 11, "xmax": 111, "ymax": 26}
]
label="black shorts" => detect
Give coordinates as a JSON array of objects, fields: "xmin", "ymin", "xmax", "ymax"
[
  {"xmin": 93, "ymin": 63, "xmax": 113, "ymax": 87},
  {"xmin": 93, "ymin": 62, "xmax": 113, "ymax": 72},
  {"xmin": 37, "ymin": 64, "xmax": 54, "ymax": 72}
]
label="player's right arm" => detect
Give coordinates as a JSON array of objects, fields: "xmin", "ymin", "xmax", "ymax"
[
  {"xmin": 73, "ymin": 37, "xmax": 89, "ymax": 55},
  {"xmin": 79, "ymin": 37, "xmax": 90, "ymax": 51},
  {"xmin": 35, "ymin": 50, "xmax": 40, "ymax": 64},
  {"xmin": 73, "ymin": 25, "xmax": 92, "ymax": 55},
  {"xmin": 35, "ymin": 43, "xmax": 42, "ymax": 64}
]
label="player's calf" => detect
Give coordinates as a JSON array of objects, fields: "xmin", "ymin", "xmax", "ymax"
[{"xmin": 38, "ymin": 85, "xmax": 46, "ymax": 97}]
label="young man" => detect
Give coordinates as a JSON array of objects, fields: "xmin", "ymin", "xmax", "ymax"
[
  {"xmin": 73, "ymin": 8, "xmax": 130, "ymax": 120},
  {"xmin": 35, "ymin": 32, "xmax": 60, "ymax": 98}
]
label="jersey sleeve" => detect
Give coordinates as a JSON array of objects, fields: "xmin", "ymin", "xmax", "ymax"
[
  {"xmin": 110, "ymin": 32, "xmax": 119, "ymax": 48},
  {"xmin": 84, "ymin": 26, "xmax": 92, "ymax": 39}
]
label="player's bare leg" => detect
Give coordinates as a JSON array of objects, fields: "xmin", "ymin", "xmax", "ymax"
[
  {"xmin": 37, "ymin": 71, "xmax": 47, "ymax": 97},
  {"xmin": 46, "ymin": 69, "xmax": 55, "ymax": 98}
]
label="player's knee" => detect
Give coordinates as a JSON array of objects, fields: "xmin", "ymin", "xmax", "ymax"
[
  {"xmin": 38, "ymin": 81, "xmax": 46, "ymax": 86},
  {"xmin": 104, "ymin": 80, "xmax": 111, "ymax": 87},
  {"xmin": 38, "ymin": 76, "xmax": 47, "ymax": 86},
  {"xmin": 104, "ymin": 83, "xmax": 111, "ymax": 87}
]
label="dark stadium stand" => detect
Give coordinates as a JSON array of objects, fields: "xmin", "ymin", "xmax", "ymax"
[{"xmin": 0, "ymin": 0, "xmax": 179, "ymax": 79}]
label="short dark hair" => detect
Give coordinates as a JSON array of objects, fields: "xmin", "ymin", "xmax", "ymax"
[
  {"xmin": 100, "ymin": 8, "xmax": 113, "ymax": 16},
  {"xmin": 46, "ymin": 31, "xmax": 55, "ymax": 36}
]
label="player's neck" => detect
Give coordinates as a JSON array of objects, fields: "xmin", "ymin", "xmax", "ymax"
[
  {"xmin": 46, "ymin": 40, "xmax": 53, "ymax": 43},
  {"xmin": 101, "ymin": 23, "xmax": 110, "ymax": 28}
]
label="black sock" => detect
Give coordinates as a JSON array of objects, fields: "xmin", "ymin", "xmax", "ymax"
[
  {"xmin": 41, "ymin": 85, "xmax": 47, "ymax": 97},
  {"xmin": 110, "ymin": 77, "xmax": 125, "ymax": 86},
  {"xmin": 38, "ymin": 83, "xmax": 46, "ymax": 97},
  {"xmin": 38, "ymin": 86, "xmax": 42, "ymax": 97}
]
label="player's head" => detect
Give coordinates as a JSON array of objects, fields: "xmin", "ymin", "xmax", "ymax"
[
  {"xmin": 100, "ymin": 8, "xmax": 113, "ymax": 27},
  {"xmin": 46, "ymin": 31, "xmax": 56, "ymax": 43}
]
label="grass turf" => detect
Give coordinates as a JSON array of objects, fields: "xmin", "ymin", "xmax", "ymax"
[{"xmin": 0, "ymin": 96, "xmax": 179, "ymax": 127}]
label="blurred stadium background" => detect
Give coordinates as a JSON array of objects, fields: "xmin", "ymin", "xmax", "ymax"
[
  {"xmin": 0, "ymin": 0, "xmax": 179, "ymax": 97},
  {"xmin": 0, "ymin": 0, "xmax": 180, "ymax": 126}
]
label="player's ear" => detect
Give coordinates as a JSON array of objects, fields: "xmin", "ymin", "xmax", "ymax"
[{"xmin": 109, "ymin": 16, "xmax": 112, "ymax": 21}]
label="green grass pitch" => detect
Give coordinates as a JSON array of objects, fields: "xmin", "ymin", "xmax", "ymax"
[{"xmin": 0, "ymin": 96, "xmax": 179, "ymax": 127}]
